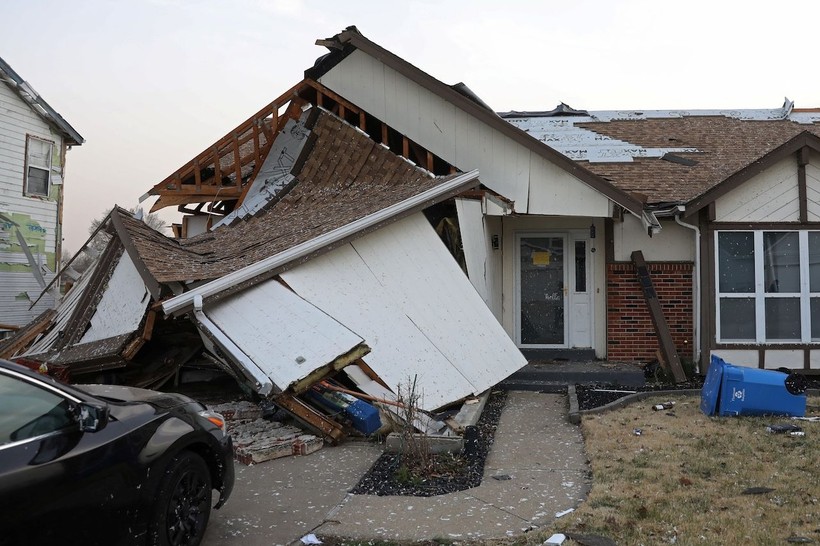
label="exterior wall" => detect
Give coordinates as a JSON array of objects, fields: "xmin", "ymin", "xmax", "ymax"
[
  {"xmin": 607, "ymin": 262, "xmax": 694, "ymax": 362},
  {"xmin": 714, "ymin": 155, "xmax": 799, "ymax": 222},
  {"xmin": 613, "ymin": 215, "xmax": 695, "ymax": 261},
  {"xmin": 317, "ymin": 50, "xmax": 611, "ymax": 217},
  {"xmin": 0, "ymin": 81, "xmax": 64, "ymax": 328}
]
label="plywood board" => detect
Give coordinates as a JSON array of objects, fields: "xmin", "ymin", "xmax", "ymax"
[{"xmin": 205, "ymin": 279, "xmax": 364, "ymax": 392}]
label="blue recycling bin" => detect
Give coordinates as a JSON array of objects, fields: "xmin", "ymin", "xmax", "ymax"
[{"xmin": 701, "ymin": 355, "xmax": 806, "ymax": 417}]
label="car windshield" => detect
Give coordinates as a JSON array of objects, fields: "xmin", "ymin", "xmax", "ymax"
[{"xmin": 0, "ymin": 372, "xmax": 76, "ymax": 445}]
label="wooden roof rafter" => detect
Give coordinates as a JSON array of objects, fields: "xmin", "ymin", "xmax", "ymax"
[
  {"xmin": 145, "ymin": 80, "xmax": 310, "ymax": 212},
  {"xmin": 146, "ymin": 78, "xmax": 462, "ymax": 215}
]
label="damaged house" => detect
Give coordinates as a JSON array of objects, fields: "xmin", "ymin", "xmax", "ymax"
[
  {"xmin": 6, "ymin": 26, "xmax": 820, "ymax": 440},
  {"xmin": 1, "ymin": 86, "xmax": 526, "ymax": 441},
  {"xmin": 0, "ymin": 56, "xmax": 83, "ymax": 336}
]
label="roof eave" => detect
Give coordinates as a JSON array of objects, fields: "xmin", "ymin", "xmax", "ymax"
[{"xmin": 0, "ymin": 56, "xmax": 84, "ymax": 146}]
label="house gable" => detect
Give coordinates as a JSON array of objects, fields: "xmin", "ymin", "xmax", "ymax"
[
  {"xmin": 687, "ymin": 131, "xmax": 820, "ymax": 223},
  {"xmin": 714, "ymin": 155, "xmax": 800, "ymax": 222},
  {"xmin": 311, "ymin": 30, "xmax": 641, "ymax": 217}
]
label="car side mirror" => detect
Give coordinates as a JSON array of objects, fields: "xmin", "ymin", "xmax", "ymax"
[{"xmin": 78, "ymin": 402, "xmax": 109, "ymax": 433}]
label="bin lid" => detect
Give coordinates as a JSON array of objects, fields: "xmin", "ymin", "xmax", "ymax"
[{"xmin": 700, "ymin": 354, "xmax": 726, "ymax": 416}]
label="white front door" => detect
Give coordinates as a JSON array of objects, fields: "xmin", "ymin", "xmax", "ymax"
[{"xmin": 515, "ymin": 232, "xmax": 593, "ymax": 348}]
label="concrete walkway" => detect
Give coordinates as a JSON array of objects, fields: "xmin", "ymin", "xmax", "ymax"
[
  {"xmin": 202, "ymin": 391, "xmax": 587, "ymax": 545},
  {"xmin": 316, "ymin": 391, "xmax": 589, "ymax": 541}
]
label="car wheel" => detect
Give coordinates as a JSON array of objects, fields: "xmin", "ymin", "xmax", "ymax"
[{"xmin": 150, "ymin": 451, "xmax": 212, "ymax": 546}]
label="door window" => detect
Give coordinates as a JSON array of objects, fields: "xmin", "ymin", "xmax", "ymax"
[{"xmin": 519, "ymin": 236, "xmax": 565, "ymax": 345}]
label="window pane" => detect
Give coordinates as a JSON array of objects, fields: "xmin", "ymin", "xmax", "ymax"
[
  {"xmin": 812, "ymin": 298, "xmax": 820, "ymax": 341},
  {"xmin": 763, "ymin": 232, "xmax": 800, "ymax": 293},
  {"xmin": 718, "ymin": 232, "xmax": 754, "ymax": 293},
  {"xmin": 27, "ymin": 138, "xmax": 51, "ymax": 169},
  {"xmin": 765, "ymin": 298, "xmax": 801, "ymax": 341},
  {"xmin": 809, "ymin": 233, "xmax": 820, "ymax": 292},
  {"xmin": 574, "ymin": 240, "xmax": 586, "ymax": 293},
  {"xmin": 719, "ymin": 298, "xmax": 755, "ymax": 340},
  {"xmin": 27, "ymin": 167, "xmax": 49, "ymax": 195}
]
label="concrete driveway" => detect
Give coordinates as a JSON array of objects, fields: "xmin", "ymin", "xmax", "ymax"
[{"xmin": 202, "ymin": 441, "xmax": 381, "ymax": 546}]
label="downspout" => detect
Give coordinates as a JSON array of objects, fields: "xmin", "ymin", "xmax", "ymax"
[{"xmin": 675, "ymin": 209, "xmax": 701, "ymax": 370}]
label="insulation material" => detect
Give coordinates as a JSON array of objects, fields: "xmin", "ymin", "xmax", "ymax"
[
  {"xmin": 282, "ymin": 212, "xmax": 526, "ymax": 411},
  {"xmin": 203, "ymin": 278, "xmax": 365, "ymax": 393}
]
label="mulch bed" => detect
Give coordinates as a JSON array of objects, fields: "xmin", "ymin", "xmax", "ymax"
[
  {"xmin": 351, "ymin": 390, "xmax": 507, "ymax": 497},
  {"xmin": 576, "ymin": 374, "xmax": 820, "ymax": 411}
]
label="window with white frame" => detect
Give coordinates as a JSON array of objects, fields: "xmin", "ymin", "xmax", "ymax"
[
  {"xmin": 716, "ymin": 230, "xmax": 820, "ymax": 343},
  {"xmin": 24, "ymin": 135, "xmax": 53, "ymax": 196}
]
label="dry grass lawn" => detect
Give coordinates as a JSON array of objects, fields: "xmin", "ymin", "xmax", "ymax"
[{"xmin": 551, "ymin": 394, "xmax": 820, "ymax": 545}]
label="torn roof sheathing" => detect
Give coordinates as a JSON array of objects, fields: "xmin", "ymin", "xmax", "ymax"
[
  {"xmin": 131, "ymin": 108, "xmax": 474, "ymax": 285},
  {"xmin": 201, "ymin": 278, "xmax": 369, "ymax": 395},
  {"xmin": 281, "ymin": 212, "xmax": 527, "ymax": 411},
  {"xmin": 502, "ymin": 106, "xmax": 820, "ymax": 205}
]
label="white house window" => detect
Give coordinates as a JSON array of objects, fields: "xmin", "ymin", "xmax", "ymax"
[
  {"xmin": 25, "ymin": 135, "xmax": 53, "ymax": 196},
  {"xmin": 716, "ymin": 230, "xmax": 820, "ymax": 343}
]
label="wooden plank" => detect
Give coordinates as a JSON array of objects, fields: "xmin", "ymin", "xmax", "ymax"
[
  {"xmin": 381, "ymin": 122, "xmax": 388, "ymax": 145},
  {"xmin": 359, "ymin": 111, "xmax": 366, "ymax": 130},
  {"xmin": 0, "ymin": 309, "xmax": 55, "ymax": 359},
  {"xmin": 273, "ymin": 393, "xmax": 345, "ymax": 444},
  {"xmin": 232, "ymin": 133, "xmax": 242, "ymax": 184},
  {"xmin": 193, "ymin": 158, "xmax": 201, "ymax": 190},
  {"xmin": 631, "ymin": 251, "xmax": 687, "ymax": 383}
]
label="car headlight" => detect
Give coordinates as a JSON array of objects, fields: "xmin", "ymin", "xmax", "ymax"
[{"xmin": 198, "ymin": 410, "xmax": 227, "ymax": 434}]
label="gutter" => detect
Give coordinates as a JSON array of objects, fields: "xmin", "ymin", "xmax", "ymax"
[
  {"xmin": 675, "ymin": 208, "xmax": 701, "ymax": 369},
  {"xmin": 162, "ymin": 169, "xmax": 480, "ymax": 316}
]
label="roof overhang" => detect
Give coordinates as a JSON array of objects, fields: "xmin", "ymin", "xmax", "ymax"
[
  {"xmin": 0, "ymin": 56, "xmax": 84, "ymax": 146},
  {"xmin": 162, "ymin": 169, "xmax": 481, "ymax": 316}
]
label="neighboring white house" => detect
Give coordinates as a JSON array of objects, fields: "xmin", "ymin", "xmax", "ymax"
[{"xmin": 0, "ymin": 56, "xmax": 84, "ymax": 334}]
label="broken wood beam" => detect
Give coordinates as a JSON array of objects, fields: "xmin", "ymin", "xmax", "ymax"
[
  {"xmin": 631, "ymin": 251, "xmax": 687, "ymax": 383},
  {"xmin": 273, "ymin": 393, "xmax": 345, "ymax": 444},
  {"xmin": 0, "ymin": 310, "xmax": 55, "ymax": 359}
]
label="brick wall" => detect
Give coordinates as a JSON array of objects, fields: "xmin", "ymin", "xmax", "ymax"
[{"xmin": 607, "ymin": 262, "xmax": 694, "ymax": 362}]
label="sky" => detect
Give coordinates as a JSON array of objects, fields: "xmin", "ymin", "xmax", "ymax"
[{"xmin": 3, "ymin": 0, "xmax": 820, "ymax": 253}]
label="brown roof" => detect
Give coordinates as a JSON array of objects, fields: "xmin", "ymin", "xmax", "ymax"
[
  {"xmin": 125, "ymin": 109, "xmax": 465, "ymax": 283},
  {"xmin": 574, "ymin": 117, "xmax": 820, "ymax": 204}
]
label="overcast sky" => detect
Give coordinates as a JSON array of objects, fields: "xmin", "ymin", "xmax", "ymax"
[{"xmin": 3, "ymin": 0, "xmax": 820, "ymax": 253}]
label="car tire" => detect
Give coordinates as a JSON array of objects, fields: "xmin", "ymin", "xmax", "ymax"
[{"xmin": 149, "ymin": 451, "xmax": 212, "ymax": 546}]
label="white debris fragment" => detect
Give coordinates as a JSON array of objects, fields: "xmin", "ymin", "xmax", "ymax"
[
  {"xmin": 300, "ymin": 533, "xmax": 322, "ymax": 544},
  {"xmin": 554, "ymin": 508, "xmax": 575, "ymax": 518},
  {"xmin": 544, "ymin": 533, "xmax": 566, "ymax": 545}
]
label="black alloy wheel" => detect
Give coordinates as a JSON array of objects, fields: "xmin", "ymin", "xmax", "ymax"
[{"xmin": 151, "ymin": 452, "xmax": 212, "ymax": 546}]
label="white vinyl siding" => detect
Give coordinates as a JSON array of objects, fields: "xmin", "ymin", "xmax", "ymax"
[
  {"xmin": 318, "ymin": 49, "xmax": 612, "ymax": 217},
  {"xmin": 714, "ymin": 156, "xmax": 799, "ymax": 222}
]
